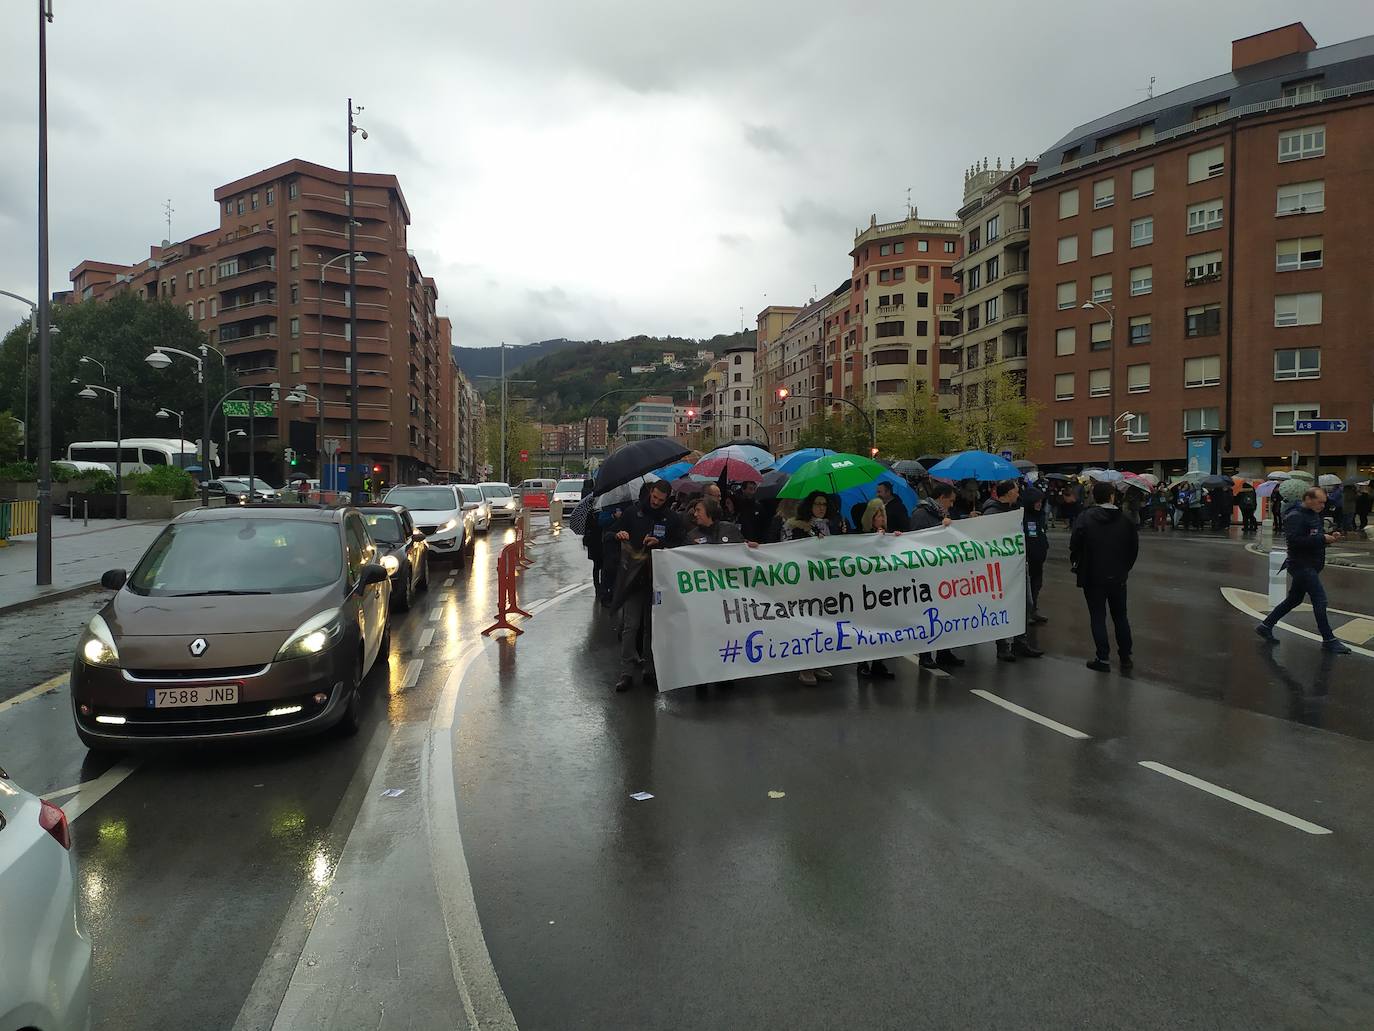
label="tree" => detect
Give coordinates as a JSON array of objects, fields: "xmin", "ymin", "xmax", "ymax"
[
  {"xmin": 0, "ymin": 293, "xmax": 234, "ymax": 462},
  {"xmin": 874, "ymin": 383, "xmax": 961, "ymax": 459},
  {"xmin": 484, "ymin": 409, "xmax": 540, "ymax": 484},
  {"xmin": 794, "ymin": 413, "xmax": 870, "ymax": 455},
  {"xmin": 0, "ymin": 411, "xmax": 21, "ymax": 464},
  {"xmin": 957, "ymin": 369, "xmax": 1042, "ymax": 457}
]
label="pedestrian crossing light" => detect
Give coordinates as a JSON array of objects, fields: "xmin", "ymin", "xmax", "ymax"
[
  {"xmin": 283, "ymin": 447, "xmax": 297, "ymax": 465},
  {"xmin": 869, "ymin": 447, "xmax": 879, "ymax": 458}
]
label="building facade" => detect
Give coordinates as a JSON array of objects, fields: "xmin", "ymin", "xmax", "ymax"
[
  {"xmin": 69, "ymin": 158, "xmax": 449, "ymax": 485},
  {"xmin": 718, "ymin": 339, "xmax": 756, "ymax": 444},
  {"xmin": 617, "ymin": 397, "xmax": 675, "ymax": 442},
  {"xmin": 450, "ymin": 359, "xmax": 484, "ymax": 482},
  {"xmin": 774, "ymin": 296, "xmax": 830, "ymax": 451},
  {"xmin": 1028, "ymin": 23, "xmax": 1374, "ymax": 477},
  {"xmin": 699, "ymin": 358, "xmax": 728, "ymax": 444},
  {"xmin": 752, "ymin": 305, "xmax": 803, "ymax": 447}
]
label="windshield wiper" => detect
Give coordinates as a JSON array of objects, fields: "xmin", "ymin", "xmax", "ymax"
[{"xmin": 168, "ymin": 589, "xmax": 272, "ymax": 596}]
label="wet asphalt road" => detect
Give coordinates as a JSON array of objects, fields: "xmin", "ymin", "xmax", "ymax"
[{"xmin": 1, "ymin": 519, "xmax": 1372, "ymax": 1029}]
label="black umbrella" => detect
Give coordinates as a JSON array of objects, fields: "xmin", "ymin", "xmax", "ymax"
[
  {"xmin": 893, "ymin": 460, "xmax": 927, "ymax": 478},
  {"xmin": 567, "ymin": 494, "xmax": 595, "ymax": 535},
  {"xmin": 916, "ymin": 454, "xmax": 948, "ymax": 468},
  {"xmin": 1044, "ymin": 472, "xmax": 1072, "ymax": 482},
  {"xmin": 1012, "ymin": 460, "xmax": 1038, "ymax": 472},
  {"xmin": 1343, "ymin": 475, "xmax": 1368, "ymax": 487},
  {"xmin": 1200, "ymin": 474, "xmax": 1232, "ymax": 488},
  {"xmin": 753, "ymin": 468, "xmax": 791, "ymax": 503},
  {"xmin": 592, "ymin": 437, "xmax": 689, "ymax": 497}
]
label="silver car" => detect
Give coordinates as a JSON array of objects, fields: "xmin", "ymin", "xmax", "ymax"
[
  {"xmin": 478, "ymin": 481, "xmax": 522, "ymax": 522},
  {"xmin": 382, "ymin": 484, "xmax": 474, "ymax": 562},
  {"xmin": 457, "ymin": 484, "xmax": 492, "ymax": 534}
]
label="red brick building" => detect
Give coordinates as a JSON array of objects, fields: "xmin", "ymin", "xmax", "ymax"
[
  {"xmin": 70, "ymin": 159, "xmax": 451, "ymax": 485},
  {"xmin": 1028, "ymin": 24, "xmax": 1374, "ymax": 478}
]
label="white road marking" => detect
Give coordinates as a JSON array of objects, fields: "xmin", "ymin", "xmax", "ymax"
[
  {"xmin": 0, "ymin": 672, "xmax": 68, "ymax": 715},
  {"xmin": 403, "ymin": 659, "xmax": 424, "ymax": 690},
  {"xmin": 418, "ymin": 627, "xmax": 436, "ymax": 650},
  {"xmin": 969, "ymin": 689, "xmax": 1091, "ymax": 740},
  {"xmin": 57, "ymin": 760, "xmax": 141, "ymax": 822},
  {"xmin": 1220, "ymin": 588, "xmax": 1374, "ymax": 658},
  {"xmin": 1138, "ymin": 760, "xmax": 1332, "ymax": 835},
  {"xmin": 428, "ymin": 605, "xmax": 443, "ymax": 622},
  {"xmin": 899, "ymin": 654, "xmax": 950, "ymax": 678}
]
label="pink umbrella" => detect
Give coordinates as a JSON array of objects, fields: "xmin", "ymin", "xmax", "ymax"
[{"xmin": 687, "ymin": 457, "xmax": 763, "ymax": 484}]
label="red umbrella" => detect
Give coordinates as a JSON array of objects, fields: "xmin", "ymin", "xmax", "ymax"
[{"xmin": 687, "ymin": 457, "xmax": 762, "ymax": 483}]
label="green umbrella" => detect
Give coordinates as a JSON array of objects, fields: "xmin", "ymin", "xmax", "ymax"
[{"xmin": 778, "ymin": 452, "xmax": 888, "ymax": 500}]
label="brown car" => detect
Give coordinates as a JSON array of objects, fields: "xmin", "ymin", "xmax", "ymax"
[{"xmin": 71, "ymin": 505, "xmax": 391, "ymax": 750}]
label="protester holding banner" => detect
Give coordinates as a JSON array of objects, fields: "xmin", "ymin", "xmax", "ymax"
[
  {"xmin": 982, "ymin": 480, "xmax": 1044, "ymax": 662},
  {"xmin": 876, "ymin": 481, "xmax": 910, "ymax": 532},
  {"xmin": 912, "ymin": 482, "xmax": 966, "ymax": 670},
  {"xmin": 783, "ymin": 491, "xmax": 846, "ymax": 542},
  {"xmin": 858, "ymin": 498, "xmax": 897, "ymax": 679},
  {"xmin": 611, "ymin": 481, "xmax": 684, "ymax": 693},
  {"xmin": 684, "ymin": 498, "xmax": 744, "ymax": 546}
]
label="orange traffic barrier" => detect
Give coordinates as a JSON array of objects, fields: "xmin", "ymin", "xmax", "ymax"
[
  {"xmin": 513, "ymin": 512, "xmax": 534, "ymax": 568},
  {"xmin": 481, "ymin": 541, "xmax": 532, "ymax": 636}
]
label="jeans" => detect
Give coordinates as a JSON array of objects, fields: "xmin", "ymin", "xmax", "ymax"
[
  {"xmin": 620, "ymin": 590, "xmax": 654, "ymax": 678},
  {"xmin": 1083, "ymin": 581, "xmax": 1133, "ymax": 661},
  {"xmin": 1263, "ymin": 565, "xmax": 1335, "ymax": 641}
]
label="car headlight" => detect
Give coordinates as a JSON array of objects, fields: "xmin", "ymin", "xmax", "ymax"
[
  {"xmin": 276, "ymin": 608, "xmax": 345, "ymax": 661},
  {"xmin": 439, "ymin": 518, "xmax": 458, "ymax": 533},
  {"xmin": 77, "ymin": 614, "xmax": 120, "ymax": 667},
  {"xmin": 381, "ymin": 554, "xmax": 400, "ymax": 575}
]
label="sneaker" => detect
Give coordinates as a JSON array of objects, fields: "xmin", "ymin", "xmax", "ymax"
[
  {"xmin": 1119, "ymin": 656, "xmax": 1134, "ymax": 672},
  {"xmin": 799, "ymin": 670, "xmax": 818, "ymax": 686},
  {"xmin": 814, "ymin": 668, "xmax": 834, "ymax": 681},
  {"xmin": 1322, "ymin": 639, "xmax": 1352, "ymax": 655},
  {"xmin": 1086, "ymin": 659, "xmax": 1111, "ymax": 672},
  {"xmin": 614, "ymin": 675, "xmax": 634, "ymax": 693},
  {"xmin": 1255, "ymin": 624, "xmax": 1277, "ymax": 642}
]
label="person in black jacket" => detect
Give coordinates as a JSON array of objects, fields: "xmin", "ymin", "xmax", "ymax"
[
  {"xmin": 1256, "ymin": 487, "xmax": 1351, "ymax": 653},
  {"xmin": 910, "ymin": 482, "xmax": 966, "ymax": 670},
  {"xmin": 1070, "ymin": 480, "xmax": 1139, "ymax": 672},
  {"xmin": 610, "ymin": 481, "xmax": 685, "ymax": 691},
  {"xmin": 1022, "ymin": 485, "xmax": 1051, "ymax": 624},
  {"xmin": 982, "ymin": 479, "xmax": 1043, "ymax": 661},
  {"xmin": 876, "ymin": 480, "xmax": 910, "ymax": 532}
]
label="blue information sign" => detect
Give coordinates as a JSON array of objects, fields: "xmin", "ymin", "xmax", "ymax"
[{"xmin": 1294, "ymin": 419, "xmax": 1348, "ymax": 432}]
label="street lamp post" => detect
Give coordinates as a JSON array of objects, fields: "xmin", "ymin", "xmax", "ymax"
[
  {"xmin": 144, "ymin": 342, "xmax": 224, "ymax": 505},
  {"xmin": 35, "ymin": 0, "xmax": 54, "ymax": 583},
  {"xmin": 346, "ymin": 99, "xmax": 368, "ymax": 504},
  {"xmin": 156, "ymin": 408, "xmax": 185, "ymax": 467},
  {"xmin": 1082, "ymin": 301, "xmax": 1118, "ymax": 469},
  {"xmin": 776, "ymin": 388, "xmax": 875, "ymax": 455},
  {"xmin": 77, "ymin": 382, "xmax": 121, "ymax": 518}
]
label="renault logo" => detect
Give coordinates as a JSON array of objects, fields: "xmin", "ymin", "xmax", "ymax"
[{"xmin": 189, "ymin": 638, "xmax": 209, "ymax": 657}]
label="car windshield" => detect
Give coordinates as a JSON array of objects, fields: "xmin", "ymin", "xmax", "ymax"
[
  {"xmin": 556, "ymin": 480, "xmax": 584, "ymax": 493},
  {"xmin": 363, "ymin": 512, "xmax": 405, "ymax": 543},
  {"xmin": 460, "ymin": 486, "xmax": 483, "ymax": 503},
  {"xmin": 481, "ymin": 484, "xmax": 513, "ymax": 498},
  {"xmin": 385, "ymin": 487, "xmax": 457, "ymax": 511},
  {"xmin": 128, "ymin": 518, "xmax": 342, "ymax": 596}
]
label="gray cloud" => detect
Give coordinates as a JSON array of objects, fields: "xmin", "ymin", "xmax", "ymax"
[
  {"xmin": 743, "ymin": 124, "xmax": 796, "ymax": 157},
  {"xmin": 780, "ymin": 200, "xmax": 853, "ymax": 238}
]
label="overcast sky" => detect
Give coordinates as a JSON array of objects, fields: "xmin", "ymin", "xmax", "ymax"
[{"xmin": 0, "ymin": 1, "xmax": 1367, "ymax": 348}]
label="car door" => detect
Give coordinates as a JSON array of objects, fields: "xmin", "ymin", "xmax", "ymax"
[
  {"xmin": 345, "ymin": 515, "xmax": 383, "ymax": 669},
  {"xmin": 400, "ymin": 509, "xmax": 422, "ymax": 590}
]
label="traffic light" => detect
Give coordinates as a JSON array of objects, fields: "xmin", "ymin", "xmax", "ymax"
[
  {"xmin": 869, "ymin": 447, "xmax": 880, "ymax": 459},
  {"xmin": 686, "ymin": 408, "xmax": 697, "ymax": 420},
  {"xmin": 776, "ymin": 387, "xmax": 790, "ymax": 401},
  {"xmin": 283, "ymin": 447, "xmax": 297, "ymax": 465},
  {"xmin": 372, "ymin": 464, "xmax": 382, "ymax": 475}
]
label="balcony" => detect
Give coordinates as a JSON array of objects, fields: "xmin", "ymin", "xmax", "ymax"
[
  {"xmin": 218, "ymin": 294, "xmax": 277, "ymax": 318},
  {"xmin": 937, "ymin": 304, "xmax": 954, "ymax": 318},
  {"xmin": 876, "ymin": 304, "xmax": 904, "ymax": 316},
  {"xmin": 216, "ymin": 229, "xmax": 278, "ymax": 261},
  {"xmin": 1000, "ymin": 223, "xmax": 1030, "ymax": 249},
  {"xmin": 218, "ymin": 261, "xmax": 277, "ymax": 286}
]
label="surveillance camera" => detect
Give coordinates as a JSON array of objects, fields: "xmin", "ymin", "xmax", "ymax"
[{"xmin": 359, "ymin": 129, "xmax": 368, "ymax": 140}]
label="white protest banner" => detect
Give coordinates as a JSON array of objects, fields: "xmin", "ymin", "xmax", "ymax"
[{"xmin": 650, "ymin": 510, "xmax": 1026, "ymax": 690}]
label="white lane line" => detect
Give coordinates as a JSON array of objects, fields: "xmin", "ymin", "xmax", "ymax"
[
  {"xmin": 1138, "ymin": 761, "xmax": 1332, "ymax": 836},
  {"xmin": 899, "ymin": 655, "xmax": 951, "ymax": 678},
  {"xmin": 969, "ymin": 689, "xmax": 1091, "ymax": 740},
  {"xmin": 403, "ymin": 658, "xmax": 425, "ymax": 690},
  {"xmin": 1220, "ymin": 588, "xmax": 1374, "ymax": 658},
  {"xmin": 418, "ymin": 627, "xmax": 436, "ymax": 650},
  {"xmin": 59, "ymin": 760, "xmax": 141, "ymax": 822},
  {"xmin": 0, "ymin": 672, "xmax": 68, "ymax": 715},
  {"xmin": 428, "ymin": 605, "xmax": 444, "ymax": 622}
]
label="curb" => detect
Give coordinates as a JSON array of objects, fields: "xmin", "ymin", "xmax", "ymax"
[{"xmin": 0, "ymin": 580, "xmax": 102, "ymax": 617}]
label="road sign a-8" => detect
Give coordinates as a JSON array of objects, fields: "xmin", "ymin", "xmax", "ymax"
[{"xmin": 1294, "ymin": 418, "xmax": 1348, "ymax": 433}]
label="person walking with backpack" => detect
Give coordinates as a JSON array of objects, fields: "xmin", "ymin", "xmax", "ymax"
[
  {"xmin": 1256, "ymin": 486, "xmax": 1352, "ymax": 654},
  {"xmin": 1070, "ymin": 480, "xmax": 1140, "ymax": 672}
]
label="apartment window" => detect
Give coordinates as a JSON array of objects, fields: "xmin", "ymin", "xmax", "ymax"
[
  {"xmin": 878, "ymin": 269, "xmax": 891, "ymax": 283},
  {"xmin": 236, "ymin": 198, "xmax": 245, "ymax": 215},
  {"xmin": 1056, "ymin": 281, "xmax": 1076, "ymax": 310},
  {"xmin": 1278, "ymin": 125, "xmax": 1325, "ymax": 162},
  {"xmin": 985, "ymin": 256, "xmax": 999, "ymax": 281},
  {"xmin": 1058, "ymin": 188, "xmax": 1079, "ymax": 219},
  {"xmin": 185, "ymin": 302, "xmax": 193, "ymax": 318},
  {"xmin": 343, "ymin": 323, "xmax": 352, "ymax": 342},
  {"xmin": 224, "ymin": 201, "xmax": 233, "ymax": 215},
  {"xmin": 1131, "ymin": 165, "xmax": 1155, "ymax": 198},
  {"xmin": 985, "ymin": 214, "xmax": 1000, "ymax": 240},
  {"xmin": 1090, "ymin": 321, "xmax": 1111, "ymax": 351},
  {"xmin": 1193, "ymin": 99, "xmax": 1228, "ymax": 120},
  {"xmin": 1088, "ymin": 416, "xmax": 1109, "ymax": 443},
  {"xmin": 1091, "ymin": 274, "xmax": 1112, "ymax": 302},
  {"xmin": 1274, "ymin": 292, "xmax": 1322, "ymax": 327},
  {"xmin": 197, "ymin": 299, "xmax": 205, "ymax": 320},
  {"xmin": 251, "ymin": 192, "xmax": 260, "ymax": 211},
  {"xmin": 290, "ymin": 283, "xmax": 300, "ymax": 304},
  {"xmin": 1276, "ymin": 180, "xmax": 1325, "ymax": 215},
  {"xmin": 1054, "ymin": 373, "xmax": 1074, "ymax": 401},
  {"xmin": 879, "ymin": 243, "xmax": 892, "ymax": 256},
  {"xmin": 1055, "ymin": 327, "xmax": 1076, "ymax": 356},
  {"xmin": 1275, "ymin": 236, "xmax": 1323, "ymax": 272},
  {"xmin": 287, "ymin": 181, "xmax": 299, "ymax": 199},
  {"xmin": 985, "ymin": 297, "xmax": 999, "ymax": 322},
  {"xmin": 916, "ymin": 320, "xmax": 929, "ymax": 335},
  {"xmin": 966, "ymin": 308, "xmax": 980, "ymax": 330},
  {"xmin": 1183, "ymin": 200, "xmax": 1222, "ymax": 236},
  {"xmin": 1185, "ymin": 250, "xmax": 1222, "ymax": 282},
  {"xmin": 1054, "ymin": 418, "xmax": 1073, "ymax": 446},
  {"xmin": 289, "ymin": 212, "xmax": 299, "ymax": 235},
  {"xmin": 967, "ymin": 267, "xmax": 981, "ymax": 290},
  {"xmin": 210, "ymin": 266, "xmax": 217, "ymax": 285},
  {"xmin": 1092, "ymin": 178, "xmax": 1114, "ymax": 209},
  {"xmin": 967, "ymin": 229, "xmax": 980, "ymax": 252},
  {"xmin": 289, "ymin": 248, "xmax": 300, "ymax": 270},
  {"xmin": 1127, "ymin": 363, "xmax": 1150, "ymax": 393},
  {"xmin": 1125, "ymin": 413, "xmax": 1149, "ymax": 440},
  {"xmin": 1283, "ymin": 79, "xmax": 1321, "ymax": 103},
  {"xmin": 1184, "ymin": 355, "xmax": 1221, "ymax": 388},
  {"xmin": 1129, "ymin": 314, "xmax": 1152, "ymax": 345},
  {"xmin": 918, "ymin": 265, "xmax": 930, "ymax": 278},
  {"xmin": 289, "ymin": 316, "xmax": 300, "ymax": 339},
  {"xmin": 1057, "ymin": 236, "xmax": 1078, "ymax": 263},
  {"xmin": 967, "ymin": 346, "xmax": 980, "ymax": 369},
  {"xmin": 1184, "ymin": 406, "xmax": 1221, "ymax": 432},
  {"xmin": 266, "ymin": 187, "xmax": 275, "ymax": 206},
  {"xmin": 1129, "ymin": 265, "xmax": 1152, "ymax": 297},
  {"xmin": 1089, "ymin": 368, "xmax": 1110, "ymax": 397},
  {"xmin": 875, "ymin": 321, "xmax": 904, "ymax": 338},
  {"xmin": 1273, "ymin": 404, "xmax": 1319, "ymax": 434},
  {"xmin": 196, "ymin": 267, "xmax": 205, "ymax": 287},
  {"xmin": 943, "ymin": 241, "xmax": 955, "ymax": 253},
  {"xmin": 913, "ymin": 292, "xmax": 924, "ymax": 306},
  {"xmin": 209, "ymin": 298, "xmax": 217, "ymax": 318},
  {"xmin": 1129, "ymin": 216, "xmax": 1153, "ymax": 247},
  {"xmin": 894, "ymin": 242, "xmax": 905, "ymax": 254},
  {"xmin": 1091, "ymin": 226, "xmax": 1113, "ymax": 256},
  {"xmin": 1274, "ymin": 347, "xmax": 1320, "ymax": 380},
  {"xmin": 1187, "ymin": 145, "xmax": 1225, "ymax": 183},
  {"xmin": 290, "ymin": 352, "xmax": 301, "ymax": 374},
  {"xmin": 1185, "ymin": 303, "xmax": 1220, "ymax": 337}
]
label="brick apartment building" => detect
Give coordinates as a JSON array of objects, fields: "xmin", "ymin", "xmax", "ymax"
[
  {"xmin": 69, "ymin": 158, "xmax": 451, "ymax": 485},
  {"xmin": 1029, "ymin": 24, "xmax": 1374, "ymax": 477}
]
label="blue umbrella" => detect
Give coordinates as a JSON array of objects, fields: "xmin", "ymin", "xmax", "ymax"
[
  {"xmin": 651, "ymin": 460, "xmax": 693, "ymax": 481},
  {"xmin": 775, "ymin": 447, "xmax": 836, "ymax": 474},
  {"xmin": 928, "ymin": 450, "xmax": 1021, "ymax": 482},
  {"xmin": 837, "ymin": 470, "xmax": 919, "ymax": 529}
]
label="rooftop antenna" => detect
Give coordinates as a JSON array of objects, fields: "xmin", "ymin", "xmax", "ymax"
[
  {"xmin": 162, "ymin": 198, "xmax": 174, "ymax": 243},
  {"xmin": 906, "ymin": 186, "xmax": 912, "ymax": 217},
  {"xmin": 1137, "ymin": 75, "xmax": 1156, "ymax": 100},
  {"xmin": 739, "ymin": 306, "xmax": 744, "ymax": 332}
]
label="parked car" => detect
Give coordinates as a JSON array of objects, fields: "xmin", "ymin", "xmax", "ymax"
[
  {"xmin": 70, "ymin": 505, "xmax": 391, "ymax": 750},
  {"xmin": 0, "ymin": 766, "xmax": 91, "ymax": 1031},
  {"xmin": 382, "ymin": 484, "xmax": 474, "ymax": 563},
  {"xmin": 552, "ymin": 478, "xmax": 591, "ymax": 507},
  {"xmin": 207, "ymin": 477, "xmax": 281, "ymax": 504},
  {"xmin": 457, "ymin": 484, "xmax": 492, "ymax": 534},
  {"xmin": 359, "ymin": 504, "xmax": 430, "ymax": 612},
  {"xmin": 479, "ymin": 481, "xmax": 522, "ymax": 522}
]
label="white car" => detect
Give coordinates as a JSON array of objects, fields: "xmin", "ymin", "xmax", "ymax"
[
  {"xmin": 552, "ymin": 478, "xmax": 590, "ymax": 507},
  {"xmin": 457, "ymin": 484, "xmax": 492, "ymax": 534},
  {"xmin": 0, "ymin": 768, "xmax": 91, "ymax": 1031},
  {"xmin": 383, "ymin": 484, "xmax": 473, "ymax": 562},
  {"xmin": 478, "ymin": 482, "xmax": 522, "ymax": 522}
]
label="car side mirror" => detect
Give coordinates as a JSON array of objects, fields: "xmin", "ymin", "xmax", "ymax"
[
  {"xmin": 101, "ymin": 569, "xmax": 127, "ymax": 590},
  {"xmin": 360, "ymin": 562, "xmax": 389, "ymax": 587}
]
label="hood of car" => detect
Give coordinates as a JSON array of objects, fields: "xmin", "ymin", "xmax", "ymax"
[
  {"xmin": 105, "ymin": 583, "xmax": 339, "ymax": 637},
  {"xmin": 406, "ymin": 508, "xmax": 461, "ymax": 523}
]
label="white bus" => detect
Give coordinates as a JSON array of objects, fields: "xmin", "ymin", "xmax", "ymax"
[{"xmin": 66, "ymin": 437, "xmax": 218, "ymax": 476}]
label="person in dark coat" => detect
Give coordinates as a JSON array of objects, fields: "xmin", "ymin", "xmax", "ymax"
[
  {"xmin": 609, "ymin": 481, "xmax": 684, "ymax": 692},
  {"xmin": 910, "ymin": 482, "xmax": 965, "ymax": 670},
  {"xmin": 981, "ymin": 479, "xmax": 1043, "ymax": 661},
  {"xmin": 1237, "ymin": 483, "xmax": 1259, "ymax": 533},
  {"xmin": 1070, "ymin": 481, "xmax": 1140, "ymax": 672},
  {"xmin": 1022, "ymin": 485, "xmax": 1050, "ymax": 625},
  {"xmin": 876, "ymin": 480, "xmax": 910, "ymax": 532},
  {"xmin": 683, "ymin": 498, "xmax": 744, "ymax": 545},
  {"xmin": 1256, "ymin": 486, "xmax": 1351, "ymax": 653}
]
